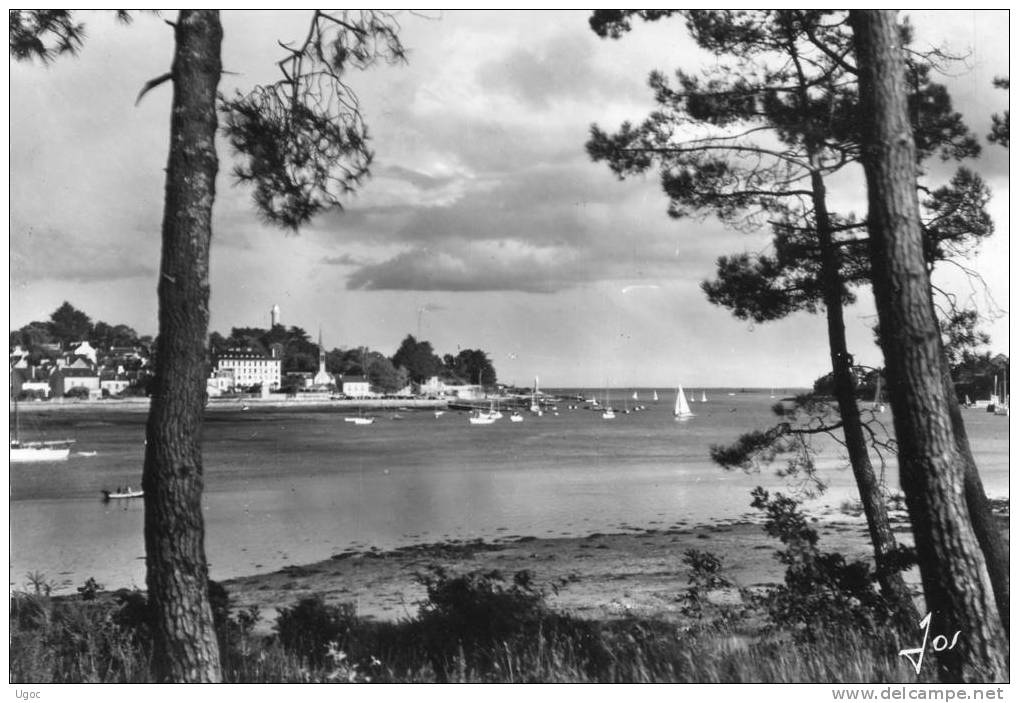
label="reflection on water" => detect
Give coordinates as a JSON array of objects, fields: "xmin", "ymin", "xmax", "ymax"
[{"xmin": 9, "ymin": 391, "xmax": 1009, "ymax": 594}]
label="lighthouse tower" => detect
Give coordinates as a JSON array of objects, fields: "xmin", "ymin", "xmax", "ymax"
[{"xmin": 270, "ymin": 304, "xmax": 281, "ymax": 328}]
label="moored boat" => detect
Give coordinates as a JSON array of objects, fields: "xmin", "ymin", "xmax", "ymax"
[
  {"xmin": 469, "ymin": 410, "xmax": 497, "ymax": 425},
  {"xmin": 10, "ymin": 396, "xmax": 74, "ymax": 463},
  {"xmin": 11, "ymin": 441, "xmax": 73, "ymax": 463},
  {"xmin": 102, "ymin": 488, "xmax": 144, "ymax": 501}
]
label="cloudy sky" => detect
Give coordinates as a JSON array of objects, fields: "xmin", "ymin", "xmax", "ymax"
[{"xmin": 9, "ymin": 10, "xmax": 1010, "ymax": 388}]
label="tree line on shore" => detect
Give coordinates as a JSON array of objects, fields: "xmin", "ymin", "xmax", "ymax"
[
  {"xmin": 10, "ymin": 302, "xmax": 498, "ymax": 395},
  {"xmin": 210, "ymin": 325, "xmax": 497, "ymax": 393}
]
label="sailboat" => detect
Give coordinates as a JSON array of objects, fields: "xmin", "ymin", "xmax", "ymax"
[
  {"xmin": 601, "ymin": 388, "xmax": 615, "ymax": 419},
  {"xmin": 872, "ymin": 376, "xmax": 886, "ymax": 413},
  {"xmin": 994, "ymin": 368, "xmax": 1009, "ymax": 416},
  {"xmin": 468, "ymin": 410, "xmax": 496, "ymax": 425},
  {"xmin": 701, "ymin": 391, "xmax": 707, "ymax": 403},
  {"xmin": 530, "ymin": 376, "xmax": 541, "ymax": 414},
  {"xmin": 652, "ymin": 390, "xmax": 659, "ymax": 402},
  {"xmin": 674, "ymin": 385, "xmax": 694, "ymax": 420},
  {"xmin": 345, "ymin": 405, "xmax": 375, "ymax": 425},
  {"xmin": 10, "ymin": 397, "xmax": 74, "ymax": 463}
]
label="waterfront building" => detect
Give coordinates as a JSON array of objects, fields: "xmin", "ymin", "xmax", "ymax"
[
  {"xmin": 49, "ymin": 368, "xmax": 101, "ymax": 398},
  {"xmin": 215, "ymin": 347, "xmax": 282, "ymax": 391},
  {"xmin": 340, "ymin": 375, "xmax": 371, "ymax": 398}
]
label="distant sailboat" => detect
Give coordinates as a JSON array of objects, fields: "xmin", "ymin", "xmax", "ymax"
[
  {"xmin": 994, "ymin": 368, "xmax": 1009, "ymax": 416},
  {"xmin": 674, "ymin": 385, "xmax": 694, "ymax": 420},
  {"xmin": 469, "ymin": 410, "xmax": 497, "ymax": 425},
  {"xmin": 652, "ymin": 390, "xmax": 659, "ymax": 402},
  {"xmin": 10, "ymin": 395, "xmax": 74, "ymax": 463},
  {"xmin": 701, "ymin": 391, "xmax": 707, "ymax": 403},
  {"xmin": 602, "ymin": 388, "xmax": 615, "ymax": 419},
  {"xmin": 632, "ymin": 391, "xmax": 639, "ymax": 401},
  {"xmin": 872, "ymin": 376, "xmax": 886, "ymax": 413}
]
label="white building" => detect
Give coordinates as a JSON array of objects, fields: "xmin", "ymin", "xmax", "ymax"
[
  {"xmin": 100, "ymin": 377, "xmax": 131, "ymax": 397},
  {"xmin": 340, "ymin": 375, "xmax": 371, "ymax": 398},
  {"xmin": 215, "ymin": 348, "xmax": 281, "ymax": 391},
  {"xmin": 419, "ymin": 376, "xmax": 447, "ymax": 396},
  {"xmin": 72, "ymin": 341, "xmax": 98, "ymax": 364},
  {"xmin": 207, "ymin": 369, "xmax": 235, "ymax": 397}
]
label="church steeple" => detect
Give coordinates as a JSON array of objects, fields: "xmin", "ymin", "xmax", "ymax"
[{"xmin": 314, "ymin": 326, "xmax": 331, "ymax": 386}]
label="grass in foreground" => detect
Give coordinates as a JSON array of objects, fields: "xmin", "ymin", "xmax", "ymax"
[{"xmin": 11, "ymin": 564, "xmax": 929, "ymax": 683}]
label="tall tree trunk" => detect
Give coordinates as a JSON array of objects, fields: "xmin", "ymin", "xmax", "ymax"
[
  {"xmin": 142, "ymin": 9, "xmax": 223, "ymax": 683},
  {"xmin": 810, "ymin": 170, "xmax": 917, "ymax": 623},
  {"xmin": 939, "ymin": 338, "xmax": 1010, "ymax": 632},
  {"xmin": 850, "ymin": 9, "xmax": 1008, "ymax": 682}
]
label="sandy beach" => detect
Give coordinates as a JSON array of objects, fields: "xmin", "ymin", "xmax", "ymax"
[{"xmin": 219, "ymin": 504, "xmax": 982, "ymax": 633}]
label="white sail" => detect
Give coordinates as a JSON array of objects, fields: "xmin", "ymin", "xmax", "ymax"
[
  {"xmin": 632, "ymin": 391, "xmax": 639, "ymax": 401},
  {"xmin": 701, "ymin": 391, "xmax": 707, "ymax": 403},
  {"xmin": 674, "ymin": 385, "xmax": 694, "ymax": 418},
  {"xmin": 653, "ymin": 390, "xmax": 659, "ymax": 402}
]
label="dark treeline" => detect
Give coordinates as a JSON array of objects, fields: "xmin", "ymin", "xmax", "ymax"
[
  {"xmin": 10, "ymin": 301, "xmax": 152, "ymax": 359},
  {"xmin": 10, "ymin": 303, "xmax": 499, "ymax": 394},
  {"xmin": 812, "ymin": 352, "xmax": 1008, "ymax": 405},
  {"xmin": 208, "ymin": 327, "xmax": 497, "ymax": 393}
]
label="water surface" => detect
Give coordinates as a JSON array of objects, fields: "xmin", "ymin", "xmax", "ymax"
[{"xmin": 10, "ymin": 390, "xmax": 1008, "ymax": 594}]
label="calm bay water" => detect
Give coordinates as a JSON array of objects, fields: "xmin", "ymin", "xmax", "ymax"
[{"xmin": 9, "ymin": 389, "xmax": 1009, "ymax": 594}]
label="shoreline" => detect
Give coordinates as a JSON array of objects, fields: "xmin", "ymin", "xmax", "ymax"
[
  {"xmin": 11, "ymin": 396, "xmax": 451, "ymax": 414},
  {"xmin": 218, "ymin": 501, "xmax": 1007, "ymax": 631},
  {"xmin": 217, "ymin": 514, "xmax": 921, "ymax": 631}
]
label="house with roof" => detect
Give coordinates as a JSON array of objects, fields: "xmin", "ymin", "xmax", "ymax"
[
  {"xmin": 49, "ymin": 367, "xmax": 101, "ymax": 399},
  {"xmin": 206, "ymin": 369, "xmax": 234, "ymax": 398},
  {"xmin": 340, "ymin": 375, "xmax": 372, "ymax": 398},
  {"xmin": 99, "ymin": 368, "xmax": 132, "ymax": 397},
  {"xmin": 11, "ymin": 366, "xmax": 54, "ymax": 398},
  {"xmin": 72, "ymin": 341, "xmax": 98, "ymax": 364}
]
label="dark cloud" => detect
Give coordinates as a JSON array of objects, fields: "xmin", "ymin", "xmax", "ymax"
[
  {"xmin": 346, "ymin": 247, "xmax": 571, "ymax": 293},
  {"xmin": 322, "ymin": 253, "xmax": 369, "ymax": 266},
  {"xmin": 318, "ymin": 153, "xmax": 751, "ymax": 294},
  {"xmin": 476, "ymin": 31, "xmax": 643, "ymax": 109}
]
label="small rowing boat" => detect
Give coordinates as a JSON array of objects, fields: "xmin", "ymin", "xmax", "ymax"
[{"xmin": 102, "ymin": 489, "xmax": 144, "ymax": 501}]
